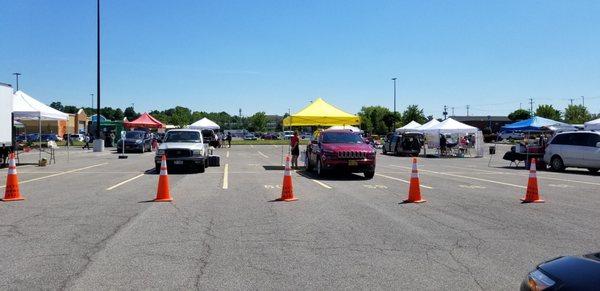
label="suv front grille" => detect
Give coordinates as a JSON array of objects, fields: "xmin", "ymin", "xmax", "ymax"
[
  {"xmin": 337, "ymin": 151, "xmax": 366, "ymax": 159},
  {"xmin": 165, "ymin": 149, "xmax": 192, "ymax": 158}
]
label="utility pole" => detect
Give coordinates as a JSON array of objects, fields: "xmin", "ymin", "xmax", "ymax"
[
  {"xmin": 581, "ymin": 96, "xmax": 585, "ymax": 107},
  {"xmin": 466, "ymin": 105, "xmax": 470, "ymax": 116},
  {"xmin": 443, "ymin": 105, "xmax": 448, "ymax": 120},
  {"xmin": 94, "ymin": 0, "xmax": 102, "ymax": 151},
  {"xmin": 569, "ymin": 98, "xmax": 574, "ymax": 106},
  {"xmin": 12, "ymin": 73, "xmax": 21, "ymax": 91},
  {"xmin": 451, "ymin": 107, "xmax": 455, "ymax": 116},
  {"xmin": 519, "ymin": 103, "xmax": 522, "ymax": 110},
  {"xmin": 90, "ymin": 93, "xmax": 94, "ymax": 109},
  {"xmin": 391, "ymin": 78, "xmax": 397, "ymax": 128},
  {"xmin": 529, "ymin": 98, "xmax": 534, "ymax": 115}
]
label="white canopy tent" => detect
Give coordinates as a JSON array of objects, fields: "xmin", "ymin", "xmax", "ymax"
[
  {"xmin": 415, "ymin": 119, "xmax": 440, "ymax": 131},
  {"xmin": 421, "ymin": 118, "xmax": 478, "ymax": 134},
  {"xmin": 327, "ymin": 125, "xmax": 362, "ymax": 132},
  {"xmin": 189, "ymin": 117, "xmax": 220, "ymax": 130},
  {"xmin": 12, "ymin": 90, "xmax": 69, "ymax": 163},
  {"xmin": 396, "ymin": 121, "xmax": 422, "ymax": 132},
  {"xmin": 584, "ymin": 118, "xmax": 600, "ymax": 131}
]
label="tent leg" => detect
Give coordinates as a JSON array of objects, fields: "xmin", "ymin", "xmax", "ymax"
[{"xmin": 39, "ymin": 115, "xmax": 42, "ymax": 164}]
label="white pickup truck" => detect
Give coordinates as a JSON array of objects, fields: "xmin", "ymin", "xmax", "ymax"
[{"xmin": 155, "ymin": 129, "xmax": 208, "ymax": 173}]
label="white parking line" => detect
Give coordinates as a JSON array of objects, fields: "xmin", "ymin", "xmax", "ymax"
[
  {"xmin": 106, "ymin": 174, "xmax": 145, "ymax": 191},
  {"xmin": 226, "ymin": 151, "xmax": 230, "ymax": 158},
  {"xmin": 222, "ymin": 164, "xmax": 229, "ymax": 189},
  {"xmin": 250, "ymin": 145, "xmax": 254, "ymax": 148},
  {"xmin": 375, "ymin": 173, "xmax": 433, "ymax": 189},
  {"xmin": 257, "ymin": 151, "xmax": 269, "ymax": 159},
  {"xmin": 312, "ymin": 179, "xmax": 332, "ymax": 189},
  {"xmin": 0, "ymin": 163, "xmax": 108, "ymax": 189},
  {"xmin": 395, "ymin": 166, "xmax": 526, "ymax": 189}
]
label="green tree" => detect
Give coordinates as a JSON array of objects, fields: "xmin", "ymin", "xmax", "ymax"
[
  {"xmin": 401, "ymin": 105, "xmax": 427, "ymax": 125},
  {"xmin": 535, "ymin": 104, "xmax": 561, "ymax": 121},
  {"xmin": 113, "ymin": 108, "xmax": 124, "ymax": 121},
  {"xmin": 49, "ymin": 102, "xmax": 64, "ymax": 111},
  {"xmin": 248, "ymin": 112, "xmax": 268, "ymax": 132},
  {"xmin": 100, "ymin": 107, "xmax": 116, "ymax": 120},
  {"xmin": 358, "ymin": 106, "xmax": 397, "ymax": 134},
  {"xmin": 170, "ymin": 106, "xmax": 193, "ymax": 128},
  {"xmin": 124, "ymin": 107, "xmax": 139, "ymax": 120},
  {"xmin": 63, "ymin": 105, "xmax": 79, "ymax": 114},
  {"xmin": 508, "ymin": 109, "xmax": 531, "ymax": 121},
  {"xmin": 564, "ymin": 105, "xmax": 591, "ymax": 124}
]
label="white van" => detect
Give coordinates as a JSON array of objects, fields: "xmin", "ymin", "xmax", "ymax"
[{"xmin": 543, "ymin": 131, "xmax": 600, "ymax": 172}]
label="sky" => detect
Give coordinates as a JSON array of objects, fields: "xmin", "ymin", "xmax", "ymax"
[{"xmin": 1, "ymin": 0, "xmax": 599, "ymax": 118}]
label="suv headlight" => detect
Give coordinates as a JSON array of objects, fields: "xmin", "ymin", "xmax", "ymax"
[
  {"xmin": 135, "ymin": 140, "xmax": 143, "ymax": 144},
  {"xmin": 192, "ymin": 149, "xmax": 203, "ymax": 156},
  {"xmin": 524, "ymin": 270, "xmax": 555, "ymax": 291}
]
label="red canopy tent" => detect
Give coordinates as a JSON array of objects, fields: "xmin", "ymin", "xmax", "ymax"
[{"xmin": 124, "ymin": 112, "xmax": 165, "ymax": 129}]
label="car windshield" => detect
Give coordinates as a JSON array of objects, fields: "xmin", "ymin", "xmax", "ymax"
[
  {"xmin": 321, "ymin": 132, "xmax": 363, "ymax": 144},
  {"xmin": 165, "ymin": 131, "xmax": 201, "ymax": 143},
  {"xmin": 126, "ymin": 132, "xmax": 144, "ymax": 139}
]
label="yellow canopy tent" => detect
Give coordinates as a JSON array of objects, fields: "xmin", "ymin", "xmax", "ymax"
[{"xmin": 282, "ymin": 98, "xmax": 360, "ymax": 126}]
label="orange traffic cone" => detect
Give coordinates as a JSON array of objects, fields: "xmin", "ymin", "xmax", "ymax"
[
  {"xmin": 153, "ymin": 155, "xmax": 172, "ymax": 202},
  {"xmin": 2, "ymin": 153, "xmax": 24, "ymax": 202},
  {"xmin": 521, "ymin": 158, "xmax": 544, "ymax": 203},
  {"xmin": 277, "ymin": 155, "xmax": 297, "ymax": 202},
  {"xmin": 403, "ymin": 158, "xmax": 426, "ymax": 203}
]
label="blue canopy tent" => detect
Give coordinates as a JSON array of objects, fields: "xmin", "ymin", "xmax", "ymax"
[{"xmin": 501, "ymin": 116, "xmax": 568, "ymax": 132}]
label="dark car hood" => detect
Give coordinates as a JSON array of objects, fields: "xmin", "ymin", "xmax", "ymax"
[
  {"xmin": 321, "ymin": 143, "xmax": 373, "ymax": 152},
  {"xmin": 123, "ymin": 138, "xmax": 143, "ymax": 144},
  {"xmin": 538, "ymin": 254, "xmax": 600, "ymax": 289}
]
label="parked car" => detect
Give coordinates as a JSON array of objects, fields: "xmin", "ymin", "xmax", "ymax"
[
  {"xmin": 155, "ymin": 129, "xmax": 208, "ymax": 173},
  {"xmin": 306, "ymin": 129, "xmax": 376, "ymax": 179},
  {"xmin": 283, "ymin": 130, "xmax": 294, "ymax": 140},
  {"xmin": 521, "ymin": 252, "xmax": 600, "ymax": 290},
  {"xmin": 382, "ymin": 132, "xmax": 423, "ymax": 156},
  {"xmin": 116, "ymin": 130, "xmax": 152, "ymax": 153},
  {"xmin": 261, "ymin": 133, "xmax": 279, "ymax": 140},
  {"xmin": 543, "ymin": 131, "xmax": 600, "ymax": 172},
  {"xmin": 243, "ymin": 133, "xmax": 257, "ymax": 140},
  {"xmin": 498, "ymin": 131, "xmax": 525, "ymax": 141},
  {"xmin": 41, "ymin": 134, "xmax": 59, "ymax": 142}
]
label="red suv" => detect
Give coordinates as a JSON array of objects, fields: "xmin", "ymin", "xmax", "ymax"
[{"xmin": 306, "ymin": 130, "xmax": 376, "ymax": 179}]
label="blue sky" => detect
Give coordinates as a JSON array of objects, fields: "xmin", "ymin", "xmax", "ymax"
[{"xmin": 1, "ymin": 0, "xmax": 599, "ymax": 117}]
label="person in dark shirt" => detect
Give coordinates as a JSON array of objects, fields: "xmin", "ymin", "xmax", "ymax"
[
  {"xmin": 439, "ymin": 134, "xmax": 447, "ymax": 156},
  {"xmin": 1, "ymin": 143, "xmax": 8, "ymax": 166},
  {"xmin": 290, "ymin": 131, "xmax": 300, "ymax": 168}
]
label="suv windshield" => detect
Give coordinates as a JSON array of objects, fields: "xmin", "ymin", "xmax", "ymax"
[
  {"xmin": 322, "ymin": 132, "xmax": 363, "ymax": 144},
  {"xmin": 126, "ymin": 132, "xmax": 145, "ymax": 139},
  {"xmin": 165, "ymin": 131, "xmax": 201, "ymax": 143}
]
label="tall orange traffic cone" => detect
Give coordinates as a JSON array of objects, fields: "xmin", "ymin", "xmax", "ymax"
[
  {"xmin": 2, "ymin": 153, "xmax": 24, "ymax": 202},
  {"xmin": 277, "ymin": 155, "xmax": 297, "ymax": 202},
  {"xmin": 403, "ymin": 158, "xmax": 426, "ymax": 203},
  {"xmin": 521, "ymin": 158, "xmax": 544, "ymax": 203},
  {"xmin": 153, "ymin": 155, "xmax": 172, "ymax": 202}
]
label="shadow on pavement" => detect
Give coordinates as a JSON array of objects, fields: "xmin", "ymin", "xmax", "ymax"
[{"xmin": 296, "ymin": 169, "xmax": 366, "ymax": 181}]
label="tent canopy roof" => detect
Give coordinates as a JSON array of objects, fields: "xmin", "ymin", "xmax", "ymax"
[
  {"xmin": 12, "ymin": 90, "xmax": 69, "ymax": 120},
  {"xmin": 189, "ymin": 117, "xmax": 220, "ymax": 130},
  {"xmin": 415, "ymin": 119, "xmax": 440, "ymax": 131},
  {"xmin": 396, "ymin": 120, "xmax": 422, "ymax": 132},
  {"xmin": 124, "ymin": 112, "xmax": 165, "ymax": 128},
  {"xmin": 422, "ymin": 118, "xmax": 478, "ymax": 134},
  {"xmin": 502, "ymin": 116, "xmax": 568, "ymax": 132},
  {"xmin": 282, "ymin": 97, "xmax": 360, "ymax": 126}
]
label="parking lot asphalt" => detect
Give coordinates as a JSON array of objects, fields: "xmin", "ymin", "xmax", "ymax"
[{"xmin": 1, "ymin": 145, "xmax": 599, "ymax": 289}]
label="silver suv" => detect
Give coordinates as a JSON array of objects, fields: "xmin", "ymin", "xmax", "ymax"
[{"xmin": 543, "ymin": 131, "xmax": 600, "ymax": 173}]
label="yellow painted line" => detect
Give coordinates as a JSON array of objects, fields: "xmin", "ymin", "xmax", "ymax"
[
  {"xmin": 312, "ymin": 179, "xmax": 332, "ymax": 189},
  {"xmin": 222, "ymin": 164, "xmax": 229, "ymax": 189},
  {"xmin": 375, "ymin": 173, "xmax": 433, "ymax": 189},
  {"xmin": 226, "ymin": 151, "xmax": 230, "ymax": 158},
  {"xmin": 106, "ymin": 174, "xmax": 145, "ymax": 191},
  {"xmin": 0, "ymin": 163, "xmax": 108, "ymax": 189},
  {"xmin": 257, "ymin": 151, "xmax": 269, "ymax": 159},
  {"xmin": 396, "ymin": 166, "xmax": 526, "ymax": 189}
]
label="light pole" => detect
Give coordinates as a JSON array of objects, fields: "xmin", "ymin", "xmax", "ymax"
[
  {"xmin": 391, "ymin": 77, "xmax": 397, "ymax": 128},
  {"xmin": 13, "ymin": 73, "xmax": 21, "ymax": 91},
  {"xmin": 90, "ymin": 93, "xmax": 94, "ymax": 109},
  {"xmin": 94, "ymin": 0, "xmax": 103, "ymax": 151}
]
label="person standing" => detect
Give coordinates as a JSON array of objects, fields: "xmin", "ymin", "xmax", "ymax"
[
  {"xmin": 290, "ymin": 131, "xmax": 300, "ymax": 168},
  {"xmin": 82, "ymin": 134, "xmax": 91, "ymax": 150},
  {"xmin": 439, "ymin": 134, "xmax": 447, "ymax": 156},
  {"xmin": 1, "ymin": 143, "xmax": 8, "ymax": 167},
  {"xmin": 226, "ymin": 132, "xmax": 232, "ymax": 148}
]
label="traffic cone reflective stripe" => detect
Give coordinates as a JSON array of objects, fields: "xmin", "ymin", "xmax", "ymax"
[
  {"xmin": 154, "ymin": 155, "xmax": 172, "ymax": 202},
  {"xmin": 404, "ymin": 158, "xmax": 426, "ymax": 203},
  {"xmin": 521, "ymin": 158, "xmax": 544, "ymax": 203},
  {"xmin": 2, "ymin": 153, "xmax": 24, "ymax": 202},
  {"xmin": 277, "ymin": 155, "xmax": 297, "ymax": 202}
]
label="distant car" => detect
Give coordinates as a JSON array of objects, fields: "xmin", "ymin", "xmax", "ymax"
[
  {"xmin": 521, "ymin": 252, "xmax": 600, "ymax": 291},
  {"xmin": 300, "ymin": 132, "xmax": 311, "ymax": 139},
  {"xmin": 155, "ymin": 129, "xmax": 208, "ymax": 173},
  {"xmin": 283, "ymin": 131, "xmax": 294, "ymax": 140},
  {"xmin": 498, "ymin": 131, "xmax": 525, "ymax": 141},
  {"xmin": 243, "ymin": 133, "xmax": 257, "ymax": 140},
  {"xmin": 382, "ymin": 132, "xmax": 423, "ymax": 156},
  {"xmin": 543, "ymin": 131, "xmax": 600, "ymax": 172},
  {"xmin": 306, "ymin": 129, "xmax": 376, "ymax": 179},
  {"xmin": 261, "ymin": 133, "xmax": 279, "ymax": 140},
  {"xmin": 41, "ymin": 134, "xmax": 59, "ymax": 142},
  {"xmin": 116, "ymin": 130, "xmax": 152, "ymax": 153}
]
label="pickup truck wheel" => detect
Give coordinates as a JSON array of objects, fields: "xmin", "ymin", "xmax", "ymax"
[
  {"xmin": 317, "ymin": 158, "xmax": 325, "ymax": 177},
  {"xmin": 550, "ymin": 156, "xmax": 565, "ymax": 172},
  {"xmin": 198, "ymin": 161, "xmax": 206, "ymax": 173},
  {"xmin": 364, "ymin": 170, "xmax": 375, "ymax": 179}
]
